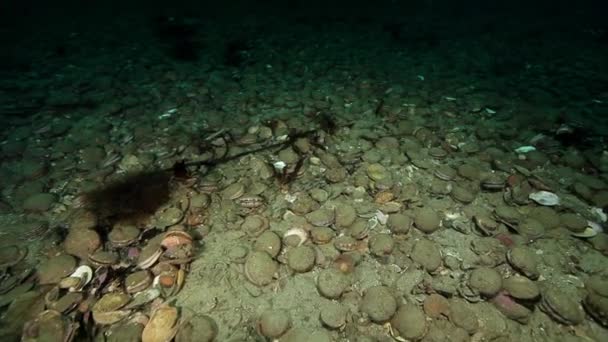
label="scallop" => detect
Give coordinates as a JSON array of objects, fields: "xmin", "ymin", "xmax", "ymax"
[
  {"xmin": 65, "ymin": 265, "xmax": 93, "ymax": 292},
  {"xmin": 390, "ymin": 304, "xmax": 427, "ymax": 341},
  {"xmin": 244, "ymin": 251, "xmax": 278, "ymax": 287},
  {"xmin": 287, "ymin": 245, "xmax": 316, "ymax": 273},
  {"xmin": 258, "ymin": 309, "xmax": 291, "ymax": 338},
  {"xmin": 361, "ymin": 286, "xmax": 397, "ymax": 323}
]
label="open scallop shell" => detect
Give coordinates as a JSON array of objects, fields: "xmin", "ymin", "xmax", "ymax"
[
  {"xmin": 125, "ymin": 287, "xmax": 161, "ymax": 309},
  {"xmin": 64, "ymin": 265, "xmax": 93, "ymax": 292},
  {"xmin": 283, "ymin": 228, "xmax": 308, "ymax": 247},
  {"xmin": 570, "ymin": 226, "xmax": 597, "ymax": 238}
]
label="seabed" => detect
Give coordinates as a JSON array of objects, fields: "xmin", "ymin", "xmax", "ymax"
[{"xmin": 1, "ymin": 1, "xmax": 608, "ymax": 341}]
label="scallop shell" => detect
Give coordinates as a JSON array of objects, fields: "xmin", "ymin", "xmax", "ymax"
[
  {"xmin": 529, "ymin": 191, "xmax": 560, "ymax": 206},
  {"xmin": 125, "ymin": 288, "xmax": 161, "ymax": 309},
  {"xmin": 283, "ymin": 228, "xmax": 308, "ymax": 246},
  {"xmin": 570, "ymin": 226, "xmax": 597, "ymax": 238},
  {"xmin": 66, "ymin": 265, "xmax": 93, "ymax": 292},
  {"xmin": 161, "ymin": 231, "xmax": 193, "ymax": 249}
]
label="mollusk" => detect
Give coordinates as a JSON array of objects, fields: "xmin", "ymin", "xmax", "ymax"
[{"xmin": 284, "ymin": 228, "xmax": 308, "ymax": 246}]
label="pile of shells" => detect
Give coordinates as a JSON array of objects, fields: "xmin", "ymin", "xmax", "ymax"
[
  {"xmin": 2, "ymin": 46, "xmax": 608, "ymax": 342},
  {"xmin": 206, "ymin": 117, "xmax": 608, "ymax": 339},
  {"xmin": 0, "ymin": 177, "xmax": 202, "ymax": 342},
  {"xmin": 12, "ymin": 220, "xmax": 52, "ymax": 242},
  {"xmin": 583, "ymin": 275, "xmax": 608, "ymax": 327}
]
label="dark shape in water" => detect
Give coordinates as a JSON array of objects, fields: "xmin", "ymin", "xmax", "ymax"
[
  {"xmin": 80, "ymin": 128, "xmax": 322, "ymax": 231},
  {"xmin": 151, "ymin": 16, "xmax": 202, "ymax": 61},
  {"xmin": 53, "ymin": 45, "xmax": 68, "ymax": 58},
  {"xmin": 374, "ymin": 99, "xmax": 385, "ymax": 117},
  {"xmin": 172, "ymin": 160, "xmax": 190, "ymax": 180},
  {"xmin": 316, "ymin": 112, "xmax": 337, "ymax": 135},
  {"xmin": 552, "ymin": 120, "xmax": 602, "ymax": 149},
  {"xmin": 83, "ymin": 170, "xmax": 171, "ymax": 224},
  {"xmin": 382, "ymin": 22, "xmax": 440, "ymax": 48},
  {"xmin": 383, "ymin": 23, "xmax": 405, "ymax": 43},
  {"xmin": 599, "ymin": 31, "xmax": 608, "ymax": 45},
  {"xmin": 172, "ymin": 40, "xmax": 202, "ymax": 61},
  {"xmin": 223, "ymin": 38, "xmax": 252, "ymax": 67}
]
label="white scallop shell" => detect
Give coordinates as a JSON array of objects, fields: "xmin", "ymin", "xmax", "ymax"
[
  {"xmin": 273, "ymin": 161, "xmax": 287, "ymax": 171},
  {"xmin": 68, "ymin": 265, "xmax": 93, "ymax": 292},
  {"xmin": 588, "ymin": 220, "xmax": 604, "ymax": 234},
  {"xmin": 570, "ymin": 227, "xmax": 597, "ymax": 239},
  {"xmin": 529, "ymin": 191, "xmax": 560, "ymax": 206},
  {"xmin": 283, "ymin": 228, "xmax": 308, "ymax": 246}
]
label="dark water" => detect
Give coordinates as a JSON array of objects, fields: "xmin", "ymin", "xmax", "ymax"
[{"xmin": 1, "ymin": 0, "xmax": 607, "ymax": 128}]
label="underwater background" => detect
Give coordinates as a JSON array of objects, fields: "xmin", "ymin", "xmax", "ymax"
[{"xmin": 1, "ymin": 0, "xmax": 608, "ymax": 341}]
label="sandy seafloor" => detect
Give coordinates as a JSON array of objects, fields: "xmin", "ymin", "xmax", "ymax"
[{"xmin": 1, "ymin": 1, "xmax": 608, "ymax": 341}]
